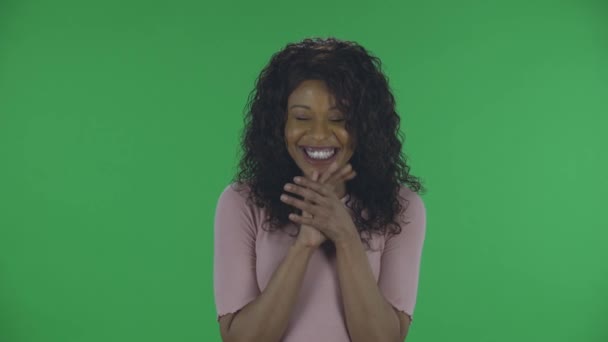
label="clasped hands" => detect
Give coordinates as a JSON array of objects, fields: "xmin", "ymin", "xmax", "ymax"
[{"xmin": 280, "ymin": 162, "xmax": 359, "ymax": 245}]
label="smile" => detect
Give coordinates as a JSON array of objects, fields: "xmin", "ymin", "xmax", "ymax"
[{"xmin": 300, "ymin": 147, "xmax": 339, "ymax": 165}]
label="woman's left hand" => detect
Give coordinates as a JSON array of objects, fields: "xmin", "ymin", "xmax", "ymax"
[{"xmin": 280, "ymin": 173, "xmax": 359, "ymax": 245}]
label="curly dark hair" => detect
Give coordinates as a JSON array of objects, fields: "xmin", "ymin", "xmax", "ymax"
[{"xmin": 231, "ymin": 36, "xmax": 426, "ymax": 251}]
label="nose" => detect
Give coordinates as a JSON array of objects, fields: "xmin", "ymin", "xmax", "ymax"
[{"xmin": 309, "ymin": 120, "xmax": 332, "ymax": 139}]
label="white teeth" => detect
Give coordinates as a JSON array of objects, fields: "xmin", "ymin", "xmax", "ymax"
[
  {"xmin": 304, "ymin": 148, "xmax": 336, "ymax": 160},
  {"xmin": 305, "ymin": 147, "xmax": 334, "ymax": 153}
]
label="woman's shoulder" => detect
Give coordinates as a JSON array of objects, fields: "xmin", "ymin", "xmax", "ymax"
[
  {"xmin": 215, "ymin": 182, "xmax": 263, "ymax": 236},
  {"xmin": 217, "ymin": 182, "xmax": 255, "ymax": 209},
  {"xmin": 221, "ymin": 181, "xmax": 252, "ymax": 196},
  {"xmin": 397, "ymin": 184, "xmax": 425, "ymax": 213},
  {"xmin": 220, "ymin": 182, "xmax": 251, "ymax": 200},
  {"xmin": 394, "ymin": 183, "xmax": 426, "ymax": 234}
]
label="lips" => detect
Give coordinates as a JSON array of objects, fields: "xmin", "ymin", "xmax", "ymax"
[{"xmin": 300, "ymin": 145, "xmax": 338, "ymax": 150}]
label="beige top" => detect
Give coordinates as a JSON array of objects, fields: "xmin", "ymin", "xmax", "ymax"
[{"xmin": 213, "ymin": 182, "xmax": 427, "ymax": 341}]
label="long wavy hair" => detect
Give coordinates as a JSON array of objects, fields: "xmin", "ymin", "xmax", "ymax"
[{"xmin": 231, "ymin": 36, "xmax": 426, "ymax": 250}]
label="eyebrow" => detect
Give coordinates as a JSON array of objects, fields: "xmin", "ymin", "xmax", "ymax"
[{"xmin": 289, "ymin": 105, "xmax": 339, "ymax": 110}]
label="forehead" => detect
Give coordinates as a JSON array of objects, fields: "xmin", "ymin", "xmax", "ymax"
[{"xmin": 287, "ymin": 80, "xmax": 338, "ymax": 108}]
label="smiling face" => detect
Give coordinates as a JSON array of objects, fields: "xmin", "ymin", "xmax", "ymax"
[{"xmin": 284, "ymin": 79, "xmax": 355, "ymax": 182}]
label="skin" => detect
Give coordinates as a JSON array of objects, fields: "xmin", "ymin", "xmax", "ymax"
[
  {"xmin": 284, "ymin": 79, "xmax": 356, "ymax": 200},
  {"xmin": 290, "ymin": 167, "xmax": 356, "ymax": 248}
]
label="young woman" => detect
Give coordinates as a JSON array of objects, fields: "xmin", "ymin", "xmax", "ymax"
[{"xmin": 214, "ymin": 37, "xmax": 427, "ymax": 342}]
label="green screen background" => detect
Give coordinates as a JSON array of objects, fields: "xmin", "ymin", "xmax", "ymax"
[{"xmin": 1, "ymin": 0, "xmax": 606, "ymax": 341}]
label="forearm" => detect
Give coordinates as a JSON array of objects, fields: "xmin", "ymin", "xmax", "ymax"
[
  {"xmin": 226, "ymin": 241, "xmax": 315, "ymax": 342},
  {"xmin": 335, "ymin": 236, "xmax": 400, "ymax": 342}
]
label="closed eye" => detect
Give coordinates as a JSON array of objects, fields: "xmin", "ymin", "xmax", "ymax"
[{"xmin": 294, "ymin": 118, "xmax": 344, "ymax": 122}]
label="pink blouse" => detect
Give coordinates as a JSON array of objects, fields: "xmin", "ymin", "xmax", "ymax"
[{"xmin": 213, "ymin": 182, "xmax": 427, "ymax": 341}]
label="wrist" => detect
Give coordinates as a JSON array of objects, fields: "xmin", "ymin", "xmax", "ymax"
[
  {"xmin": 292, "ymin": 239, "xmax": 319, "ymax": 253},
  {"xmin": 334, "ymin": 233, "xmax": 360, "ymax": 251}
]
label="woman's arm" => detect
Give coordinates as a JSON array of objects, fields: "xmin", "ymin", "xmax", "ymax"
[
  {"xmin": 334, "ymin": 236, "xmax": 403, "ymax": 342},
  {"xmin": 220, "ymin": 240, "xmax": 315, "ymax": 342}
]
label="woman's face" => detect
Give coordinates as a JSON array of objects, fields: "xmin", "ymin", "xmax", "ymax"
[{"xmin": 284, "ymin": 79, "xmax": 355, "ymax": 179}]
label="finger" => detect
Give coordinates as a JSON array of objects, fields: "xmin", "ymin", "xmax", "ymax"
[
  {"xmin": 308, "ymin": 170, "xmax": 320, "ymax": 205},
  {"xmin": 284, "ymin": 183, "xmax": 329, "ymax": 206},
  {"xmin": 319, "ymin": 161, "xmax": 340, "ymax": 184},
  {"xmin": 326, "ymin": 163, "xmax": 353, "ymax": 185},
  {"xmin": 287, "ymin": 213, "xmax": 315, "ymax": 226},
  {"xmin": 343, "ymin": 170, "xmax": 356, "ymax": 181},
  {"xmin": 280, "ymin": 193, "xmax": 319, "ymax": 215},
  {"xmin": 299, "ymin": 170, "xmax": 316, "ymax": 218},
  {"xmin": 293, "ymin": 176, "xmax": 332, "ymax": 197}
]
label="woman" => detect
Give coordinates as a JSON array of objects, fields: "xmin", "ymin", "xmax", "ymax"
[{"xmin": 214, "ymin": 37, "xmax": 427, "ymax": 342}]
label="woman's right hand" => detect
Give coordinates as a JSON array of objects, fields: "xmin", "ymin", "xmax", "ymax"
[{"xmin": 294, "ymin": 163, "xmax": 356, "ymax": 249}]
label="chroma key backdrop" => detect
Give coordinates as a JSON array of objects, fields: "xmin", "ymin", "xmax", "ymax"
[{"xmin": 0, "ymin": 0, "xmax": 606, "ymax": 341}]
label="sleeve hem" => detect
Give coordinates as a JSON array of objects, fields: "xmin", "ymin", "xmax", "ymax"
[
  {"xmin": 390, "ymin": 304, "xmax": 414, "ymax": 323},
  {"xmin": 216, "ymin": 297, "xmax": 257, "ymax": 322},
  {"xmin": 217, "ymin": 307, "xmax": 244, "ymax": 322}
]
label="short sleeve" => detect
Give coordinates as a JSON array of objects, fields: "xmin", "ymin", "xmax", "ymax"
[
  {"xmin": 213, "ymin": 184, "xmax": 261, "ymax": 321},
  {"xmin": 377, "ymin": 187, "xmax": 427, "ymax": 322}
]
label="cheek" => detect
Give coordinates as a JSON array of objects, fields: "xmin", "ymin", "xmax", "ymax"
[
  {"xmin": 284, "ymin": 127, "xmax": 302, "ymax": 146},
  {"xmin": 337, "ymin": 130, "xmax": 354, "ymax": 149}
]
